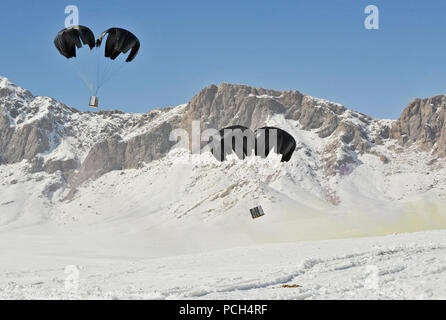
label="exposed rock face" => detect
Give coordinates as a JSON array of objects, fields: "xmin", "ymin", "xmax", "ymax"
[
  {"xmin": 74, "ymin": 121, "xmax": 176, "ymax": 187},
  {"xmin": 181, "ymin": 83, "xmax": 377, "ymax": 175},
  {"xmin": 0, "ymin": 118, "xmax": 50, "ymax": 163},
  {"xmin": 0, "ymin": 77, "xmax": 186, "ymax": 191},
  {"xmin": 0, "ymin": 88, "xmax": 51, "ymax": 164},
  {"xmin": 183, "ymin": 84, "xmax": 291, "ymax": 130},
  {"xmin": 182, "ymin": 83, "xmax": 349, "ymax": 134},
  {"xmin": 390, "ymin": 95, "xmax": 446, "ymax": 156},
  {"xmin": 1, "ymin": 75, "xmax": 445, "ymax": 201}
]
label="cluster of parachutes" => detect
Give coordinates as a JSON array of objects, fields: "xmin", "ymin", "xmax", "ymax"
[
  {"xmin": 54, "ymin": 25, "xmax": 140, "ymax": 106},
  {"xmin": 54, "ymin": 26, "xmax": 140, "ymax": 62},
  {"xmin": 208, "ymin": 125, "xmax": 296, "ymax": 162}
]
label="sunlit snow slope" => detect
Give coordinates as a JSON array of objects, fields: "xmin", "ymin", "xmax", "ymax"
[{"xmin": 1, "ymin": 76, "xmax": 446, "ymax": 299}]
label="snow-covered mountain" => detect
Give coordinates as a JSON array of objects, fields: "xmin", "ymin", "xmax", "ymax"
[
  {"xmin": 2, "ymin": 76, "xmax": 446, "ymax": 299},
  {"xmin": 1, "ymin": 75, "xmax": 446, "ymax": 232}
]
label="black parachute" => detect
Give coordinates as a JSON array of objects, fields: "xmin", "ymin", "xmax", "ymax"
[
  {"xmin": 96, "ymin": 28, "xmax": 140, "ymax": 62},
  {"xmin": 210, "ymin": 125, "xmax": 256, "ymax": 161},
  {"xmin": 54, "ymin": 26, "xmax": 140, "ymax": 105},
  {"xmin": 54, "ymin": 25, "xmax": 95, "ymax": 59},
  {"xmin": 255, "ymin": 126, "xmax": 296, "ymax": 162}
]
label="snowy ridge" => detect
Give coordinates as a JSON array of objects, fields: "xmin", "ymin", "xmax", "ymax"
[
  {"xmin": 1, "ymin": 77, "xmax": 446, "ymax": 299},
  {"xmin": 0, "ymin": 77, "xmax": 186, "ymax": 164},
  {"xmin": 0, "ymin": 77, "xmax": 445, "ymax": 226}
]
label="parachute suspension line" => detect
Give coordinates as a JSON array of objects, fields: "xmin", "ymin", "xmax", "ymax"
[
  {"xmin": 96, "ymin": 59, "xmax": 126, "ymax": 93},
  {"xmin": 94, "ymin": 48, "xmax": 101, "ymax": 95},
  {"xmin": 96, "ymin": 57, "xmax": 112, "ymax": 94},
  {"xmin": 102, "ymin": 58, "xmax": 123, "ymax": 83},
  {"xmin": 68, "ymin": 59, "xmax": 93, "ymax": 94},
  {"xmin": 55, "ymin": 26, "xmax": 140, "ymax": 100},
  {"xmin": 88, "ymin": 46, "xmax": 96, "ymax": 94},
  {"xmin": 101, "ymin": 59, "xmax": 113, "ymax": 84},
  {"xmin": 103, "ymin": 60, "xmax": 126, "ymax": 84},
  {"xmin": 95, "ymin": 47, "xmax": 103, "ymax": 94},
  {"xmin": 94, "ymin": 50, "xmax": 97, "ymax": 94}
]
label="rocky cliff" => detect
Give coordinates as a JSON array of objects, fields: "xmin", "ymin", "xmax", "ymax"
[
  {"xmin": 390, "ymin": 95, "xmax": 446, "ymax": 157},
  {"xmin": 0, "ymin": 76, "xmax": 445, "ymax": 204}
]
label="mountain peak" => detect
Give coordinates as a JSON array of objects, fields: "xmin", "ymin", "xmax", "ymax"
[
  {"xmin": 0, "ymin": 76, "xmax": 33, "ymax": 100},
  {"xmin": 0, "ymin": 76, "xmax": 16, "ymax": 88},
  {"xmin": 1, "ymin": 76, "xmax": 446, "ymax": 208},
  {"xmin": 390, "ymin": 94, "xmax": 446, "ymax": 156}
]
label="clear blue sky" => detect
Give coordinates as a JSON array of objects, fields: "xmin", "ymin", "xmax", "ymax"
[{"xmin": 1, "ymin": 0, "xmax": 446, "ymax": 119}]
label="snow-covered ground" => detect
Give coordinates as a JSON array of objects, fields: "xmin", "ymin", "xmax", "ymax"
[
  {"xmin": 1, "ymin": 147, "xmax": 446, "ymax": 299},
  {"xmin": 1, "ymin": 76, "xmax": 446, "ymax": 299},
  {"xmin": 1, "ymin": 227, "xmax": 445, "ymax": 299}
]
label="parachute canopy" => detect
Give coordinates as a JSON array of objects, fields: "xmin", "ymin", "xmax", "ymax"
[
  {"xmin": 54, "ymin": 25, "xmax": 95, "ymax": 59},
  {"xmin": 96, "ymin": 28, "xmax": 140, "ymax": 62},
  {"xmin": 54, "ymin": 26, "xmax": 140, "ymax": 101},
  {"xmin": 255, "ymin": 126, "xmax": 296, "ymax": 162},
  {"xmin": 209, "ymin": 125, "xmax": 296, "ymax": 162},
  {"xmin": 210, "ymin": 125, "xmax": 255, "ymax": 161}
]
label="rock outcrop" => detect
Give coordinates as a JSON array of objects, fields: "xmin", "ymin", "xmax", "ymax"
[
  {"xmin": 390, "ymin": 95, "xmax": 446, "ymax": 156},
  {"xmin": 181, "ymin": 83, "xmax": 378, "ymax": 175},
  {"xmin": 1, "ymin": 76, "xmax": 445, "ymax": 200}
]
